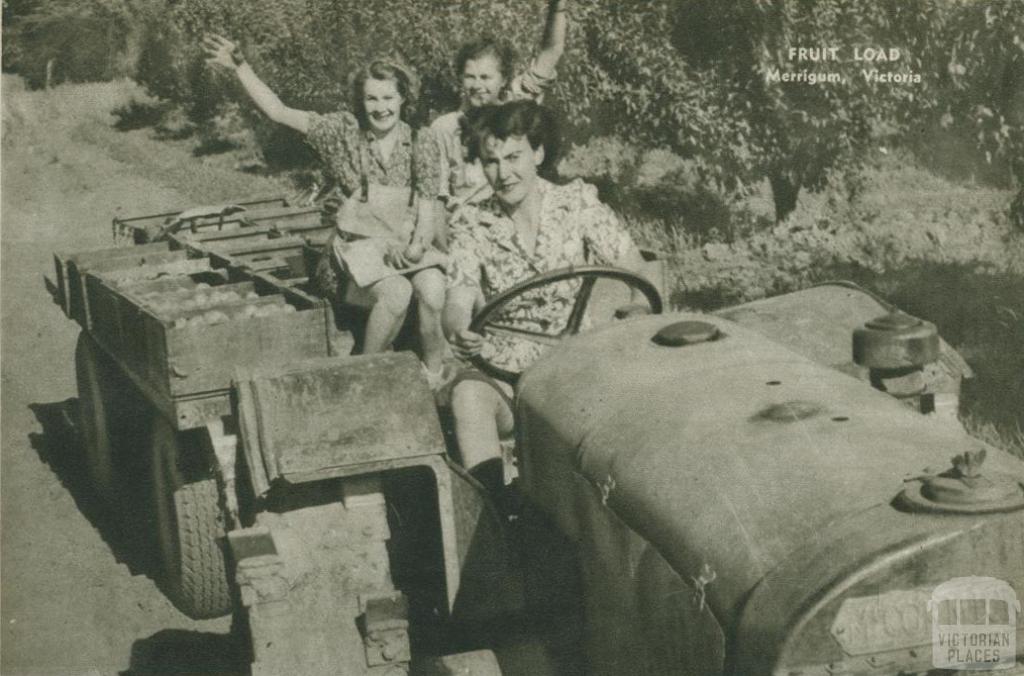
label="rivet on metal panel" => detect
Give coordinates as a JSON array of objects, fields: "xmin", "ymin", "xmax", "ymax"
[{"xmin": 866, "ymin": 655, "xmax": 894, "ymax": 669}]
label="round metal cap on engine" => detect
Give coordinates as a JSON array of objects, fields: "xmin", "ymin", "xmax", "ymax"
[
  {"xmin": 653, "ymin": 320, "xmax": 721, "ymax": 347},
  {"xmin": 852, "ymin": 311, "xmax": 940, "ymax": 369},
  {"xmin": 900, "ymin": 450, "xmax": 1024, "ymax": 514}
]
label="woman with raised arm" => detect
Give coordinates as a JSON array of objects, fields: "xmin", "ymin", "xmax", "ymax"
[
  {"xmin": 430, "ymin": 0, "xmax": 570, "ymax": 228},
  {"xmin": 203, "ymin": 34, "xmax": 450, "ymax": 388}
]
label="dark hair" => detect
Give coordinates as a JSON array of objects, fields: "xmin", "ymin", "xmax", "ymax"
[
  {"xmin": 349, "ymin": 58, "xmax": 419, "ymax": 128},
  {"xmin": 454, "ymin": 36, "xmax": 517, "ymax": 88},
  {"xmin": 463, "ymin": 100, "xmax": 561, "ymax": 176}
]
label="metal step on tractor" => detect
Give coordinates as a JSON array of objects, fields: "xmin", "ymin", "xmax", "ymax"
[{"xmin": 47, "ymin": 196, "xmax": 1024, "ymax": 675}]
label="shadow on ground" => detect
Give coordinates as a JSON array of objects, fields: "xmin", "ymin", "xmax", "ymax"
[
  {"xmin": 28, "ymin": 399, "xmax": 158, "ymax": 577},
  {"xmin": 121, "ymin": 628, "xmax": 248, "ymax": 675}
]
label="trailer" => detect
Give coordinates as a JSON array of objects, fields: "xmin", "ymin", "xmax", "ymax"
[
  {"xmin": 52, "ymin": 199, "xmax": 510, "ymax": 674},
  {"xmin": 49, "ymin": 197, "xmax": 1024, "ymax": 675}
]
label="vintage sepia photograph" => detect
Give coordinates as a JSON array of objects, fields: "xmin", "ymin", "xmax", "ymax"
[{"xmin": 2, "ymin": 0, "xmax": 1022, "ymax": 674}]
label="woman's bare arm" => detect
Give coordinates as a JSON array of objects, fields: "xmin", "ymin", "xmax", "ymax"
[
  {"xmin": 202, "ymin": 34, "xmax": 310, "ymax": 134},
  {"xmin": 535, "ymin": 0, "xmax": 569, "ymax": 79}
]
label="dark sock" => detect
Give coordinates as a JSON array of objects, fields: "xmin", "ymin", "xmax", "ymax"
[{"xmin": 468, "ymin": 458, "xmax": 504, "ymax": 494}]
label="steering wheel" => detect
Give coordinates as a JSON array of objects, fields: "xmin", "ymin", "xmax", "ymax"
[{"xmin": 467, "ymin": 265, "xmax": 663, "ymax": 384}]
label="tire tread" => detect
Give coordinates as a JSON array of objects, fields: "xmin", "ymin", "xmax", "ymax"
[{"xmin": 173, "ymin": 478, "xmax": 231, "ymax": 618}]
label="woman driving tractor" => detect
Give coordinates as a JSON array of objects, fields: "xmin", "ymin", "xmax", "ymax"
[{"xmin": 442, "ymin": 100, "xmax": 655, "ymax": 495}]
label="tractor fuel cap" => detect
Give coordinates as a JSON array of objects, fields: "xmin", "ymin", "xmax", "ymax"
[
  {"xmin": 853, "ymin": 311, "xmax": 939, "ymax": 369},
  {"xmin": 900, "ymin": 450, "xmax": 1024, "ymax": 514},
  {"xmin": 653, "ymin": 321, "xmax": 720, "ymax": 347}
]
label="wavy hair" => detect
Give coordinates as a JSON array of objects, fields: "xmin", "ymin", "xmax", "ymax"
[
  {"xmin": 462, "ymin": 100, "xmax": 561, "ymax": 177},
  {"xmin": 348, "ymin": 57, "xmax": 420, "ymax": 127}
]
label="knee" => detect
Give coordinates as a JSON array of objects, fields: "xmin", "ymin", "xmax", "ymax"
[
  {"xmin": 373, "ymin": 277, "xmax": 413, "ymax": 315},
  {"xmin": 413, "ymin": 271, "xmax": 446, "ymax": 315}
]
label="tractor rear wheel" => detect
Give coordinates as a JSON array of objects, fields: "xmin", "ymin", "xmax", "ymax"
[
  {"xmin": 74, "ymin": 333, "xmax": 118, "ymax": 501},
  {"xmin": 150, "ymin": 415, "xmax": 232, "ymax": 618}
]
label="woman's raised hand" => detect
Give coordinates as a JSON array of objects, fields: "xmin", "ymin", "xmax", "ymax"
[
  {"xmin": 202, "ymin": 34, "xmax": 242, "ymax": 70},
  {"xmin": 200, "ymin": 32, "xmax": 309, "ymax": 132}
]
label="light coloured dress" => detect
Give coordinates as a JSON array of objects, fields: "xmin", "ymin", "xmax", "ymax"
[
  {"xmin": 430, "ymin": 59, "xmax": 556, "ymax": 209},
  {"xmin": 447, "ymin": 178, "xmax": 635, "ymax": 374},
  {"xmin": 305, "ymin": 112, "xmax": 444, "ymax": 293}
]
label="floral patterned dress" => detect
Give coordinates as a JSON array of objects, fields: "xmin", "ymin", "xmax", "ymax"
[
  {"xmin": 447, "ymin": 178, "xmax": 636, "ymax": 373},
  {"xmin": 306, "ymin": 111, "xmax": 441, "ymax": 199}
]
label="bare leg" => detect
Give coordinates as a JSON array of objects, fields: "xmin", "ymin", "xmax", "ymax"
[
  {"xmin": 362, "ymin": 276, "xmax": 413, "ymax": 354},
  {"xmin": 410, "ymin": 268, "xmax": 446, "ymax": 373},
  {"xmin": 451, "ymin": 380, "xmax": 515, "ymax": 471}
]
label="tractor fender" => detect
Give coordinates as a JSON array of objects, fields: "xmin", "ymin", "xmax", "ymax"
[{"xmin": 235, "ymin": 352, "xmax": 445, "ymax": 496}]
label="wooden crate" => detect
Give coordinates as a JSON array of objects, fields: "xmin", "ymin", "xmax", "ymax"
[
  {"xmin": 84, "ymin": 261, "xmax": 330, "ymax": 407},
  {"xmin": 53, "ymin": 242, "xmax": 178, "ymax": 322}
]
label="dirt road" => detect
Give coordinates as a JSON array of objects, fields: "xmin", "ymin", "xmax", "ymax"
[{"xmin": 1, "ymin": 77, "xmax": 282, "ymax": 675}]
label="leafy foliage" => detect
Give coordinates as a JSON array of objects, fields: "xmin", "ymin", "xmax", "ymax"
[{"xmin": 4, "ymin": 0, "xmax": 1021, "ymax": 221}]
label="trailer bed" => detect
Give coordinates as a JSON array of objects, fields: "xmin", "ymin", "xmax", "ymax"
[{"xmin": 53, "ymin": 202, "xmax": 338, "ymax": 430}]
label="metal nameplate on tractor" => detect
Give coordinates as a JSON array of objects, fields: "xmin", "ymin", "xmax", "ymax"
[{"xmin": 831, "ymin": 588, "xmax": 932, "ymax": 655}]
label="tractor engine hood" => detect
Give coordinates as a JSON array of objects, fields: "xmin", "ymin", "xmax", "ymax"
[{"xmin": 516, "ymin": 313, "xmax": 1024, "ymax": 674}]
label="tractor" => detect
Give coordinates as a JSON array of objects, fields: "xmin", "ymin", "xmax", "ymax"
[{"xmin": 48, "ymin": 197, "xmax": 1024, "ymax": 675}]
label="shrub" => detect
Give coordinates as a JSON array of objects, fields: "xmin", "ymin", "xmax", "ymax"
[{"xmin": 2, "ymin": 0, "xmax": 145, "ymax": 88}]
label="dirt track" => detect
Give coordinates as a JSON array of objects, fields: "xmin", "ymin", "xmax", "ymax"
[{"xmin": 0, "ymin": 78, "xmax": 281, "ymax": 675}]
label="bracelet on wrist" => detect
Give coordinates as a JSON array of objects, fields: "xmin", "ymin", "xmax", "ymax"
[{"xmin": 230, "ymin": 47, "xmax": 246, "ymax": 67}]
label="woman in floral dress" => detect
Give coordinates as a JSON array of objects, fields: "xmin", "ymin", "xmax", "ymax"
[
  {"xmin": 203, "ymin": 34, "xmax": 448, "ymax": 385},
  {"xmin": 443, "ymin": 101, "xmax": 650, "ymax": 491}
]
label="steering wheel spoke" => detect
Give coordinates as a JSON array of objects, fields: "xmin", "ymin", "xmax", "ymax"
[
  {"xmin": 565, "ymin": 275, "xmax": 598, "ymax": 335},
  {"xmin": 469, "ymin": 266, "xmax": 663, "ymax": 385}
]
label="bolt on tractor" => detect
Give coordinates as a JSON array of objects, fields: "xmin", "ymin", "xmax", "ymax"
[{"xmin": 47, "ymin": 197, "xmax": 1024, "ymax": 675}]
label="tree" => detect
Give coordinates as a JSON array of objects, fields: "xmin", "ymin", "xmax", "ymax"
[{"xmin": 553, "ymin": 0, "xmax": 954, "ymax": 221}]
